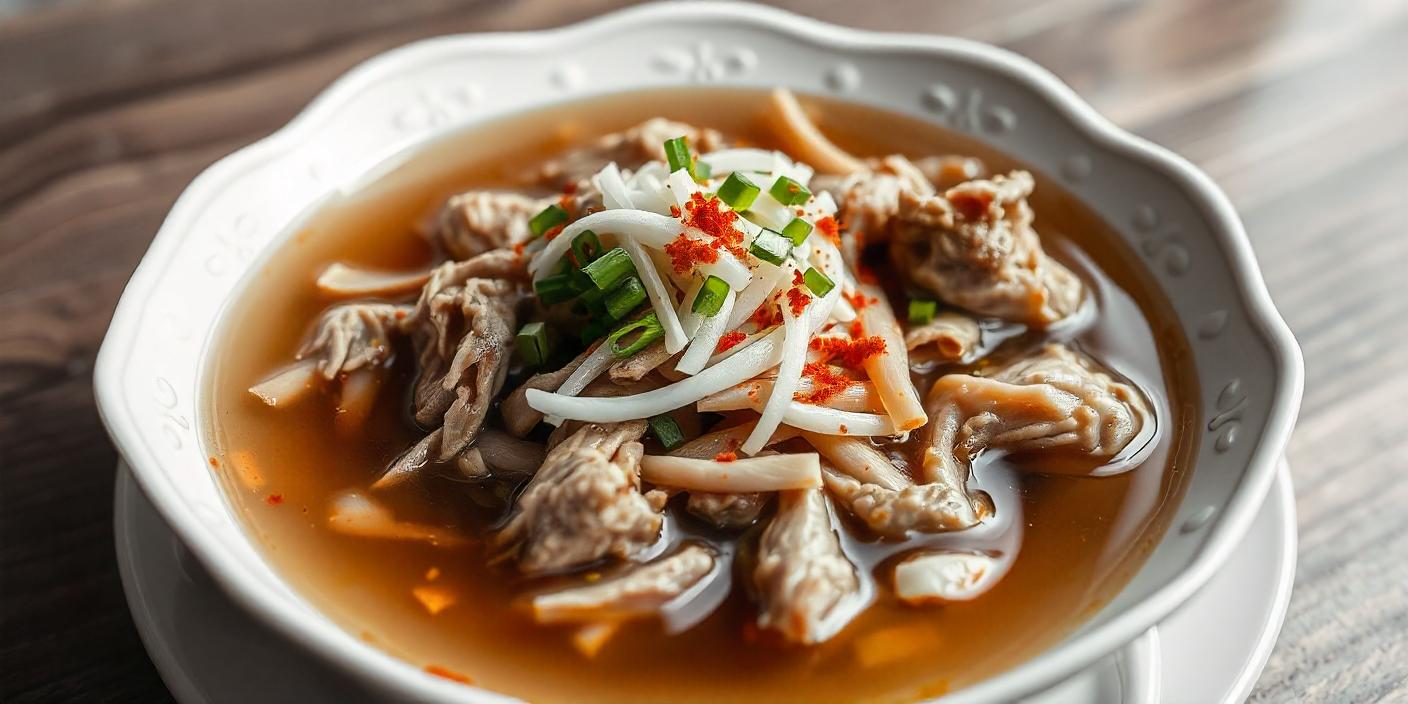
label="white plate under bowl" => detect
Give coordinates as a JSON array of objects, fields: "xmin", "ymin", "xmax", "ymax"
[
  {"xmin": 114, "ymin": 460, "xmax": 1295, "ymax": 703},
  {"xmin": 95, "ymin": 3, "xmax": 1302, "ymax": 701}
]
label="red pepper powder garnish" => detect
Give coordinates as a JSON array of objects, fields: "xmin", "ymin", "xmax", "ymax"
[
  {"xmin": 816, "ymin": 216, "xmax": 842, "ymax": 246},
  {"xmin": 682, "ymin": 193, "xmax": 748, "ymax": 259},
  {"xmin": 750, "ymin": 301, "xmax": 783, "ymax": 329},
  {"xmin": 843, "ymin": 288, "xmax": 873, "ymax": 311},
  {"xmin": 512, "ymin": 242, "xmax": 526, "ymax": 258},
  {"xmin": 558, "ymin": 194, "xmax": 575, "ymax": 211},
  {"xmin": 796, "ymin": 361, "xmax": 853, "ymax": 405},
  {"xmin": 208, "ymin": 457, "xmax": 219, "ymax": 468},
  {"xmin": 664, "ymin": 233, "xmax": 719, "ymax": 274},
  {"xmin": 562, "ymin": 181, "xmax": 578, "ymax": 196},
  {"xmin": 810, "ymin": 335, "xmax": 887, "ymax": 368},
  {"xmin": 265, "ymin": 493, "xmax": 284, "ymax": 506},
  {"xmin": 543, "ymin": 224, "xmax": 565, "ymax": 241},
  {"xmin": 786, "ymin": 287, "xmax": 811, "ymax": 316},
  {"xmin": 714, "ymin": 451, "xmax": 738, "ymax": 462},
  {"xmin": 792, "ymin": 269, "xmax": 806, "ymax": 287},
  {"xmin": 670, "ymin": 205, "xmax": 682, "ymax": 217},
  {"xmin": 715, "ymin": 331, "xmax": 747, "ymax": 353},
  {"xmin": 849, "ymin": 320, "xmax": 865, "ymax": 338},
  {"xmin": 425, "ymin": 665, "xmax": 474, "ymax": 685},
  {"xmin": 856, "ymin": 263, "xmax": 879, "ymax": 284}
]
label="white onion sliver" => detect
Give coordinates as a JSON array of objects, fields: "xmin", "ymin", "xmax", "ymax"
[
  {"xmin": 525, "ymin": 328, "xmax": 786, "ymax": 422},
  {"xmin": 676, "ymin": 289, "xmax": 736, "ymax": 375},
  {"xmin": 696, "ymin": 250, "xmax": 752, "ymax": 290},
  {"xmin": 621, "ymin": 239, "xmax": 688, "ymax": 354},
  {"xmin": 726, "ymin": 265, "xmax": 789, "ymax": 330},
  {"xmin": 530, "ymin": 210, "xmax": 679, "ymax": 280},
  {"xmin": 676, "ymin": 277, "xmax": 706, "ymax": 338},
  {"xmin": 544, "ymin": 342, "xmax": 618, "ymax": 426},
  {"xmin": 667, "ymin": 168, "xmax": 698, "ymax": 210},
  {"xmin": 782, "ymin": 404, "xmax": 897, "ymax": 436},
  {"xmin": 742, "ymin": 280, "xmax": 806, "ymax": 455},
  {"xmin": 593, "ymin": 162, "xmax": 634, "ymax": 210}
]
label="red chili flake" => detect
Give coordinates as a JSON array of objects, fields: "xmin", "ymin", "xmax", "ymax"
[
  {"xmin": 558, "ymin": 194, "xmax": 575, "ymax": 211},
  {"xmin": 810, "ymin": 335, "xmax": 887, "ymax": 368},
  {"xmin": 750, "ymin": 301, "xmax": 783, "ymax": 329},
  {"xmin": 562, "ymin": 181, "xmax": 579, "ymax": 195},
  {"xmin": 664, "ymin": 233, "xmax": 719, "ymax": 274},
  {"xmin": 425, "ymin": 665, "xmax": 474, "ymax": 685},
  {"xmin": 839, "ymin": 424, "xmax": 849, "ymax": 434},
  {"xmin": 683, "ymin": 193, "xmax": 740, "ymax": 244},
  {"xmin": 265, "ymin": 494, "xmax": 284, "ymax": 506},
  {"xmin": 856, "ymin": 263, "xmax": 879, "ymax": 284},
  {"xmin": 792, "ymin": 269, "xmax": 806, "ymax": 287},
  {"xmin": 843, "ymin": 288, "xmax": 873, "ymax": 311},
  {"xmin": 543, "ymin": 224, "xmax": 565, "ymax": 241},
  {"xmin": 715, "ymin": 331, "xmax": 747, "ymax": 353},
  {"xmin": 816, "ymin": 216, "xmax": 842, "ymax": 245},
  {"xmin": 670, "ymin": 205, "xmax": 682, "ymax": 217},
  {"xmin": 714, "ymin": 451, "xmax": 738, "ymax": 463},
  {"xmin": 848, "ymin": 320, "xmax": 865, "ymax": 338},
  {"xmin": 786, "ymin": 287, "xmax": 811, "ymax": 316},
  {"xmin": 208, "ymin": 457, "xmax": 219, "ymax": 468},
  {"xmin": 795, "ymin": 361, "xmax": 853, "ymax": 405},
  {"xmin": 395, "ymin": 309, "xmax": 408, "ymax": 320}
]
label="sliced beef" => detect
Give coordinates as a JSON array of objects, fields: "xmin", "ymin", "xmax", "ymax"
[
  {"xmin": 752, "ymin": 488, "xmax": 860, "ymax": 645},
  {"xmin": 821, "ymin": 466, "xmax": 984, "ymax": 538},
  {"xmin": 537, "ymin": 118, "xmax": 726, "ymax": 188},
  {"xmin": 926, "ymin": 343, "xmax": 1148, "ymax": 465},
  {"xmin": 501, "ymin": 348, "xmax": 590, "ymax": 438},
  {"xmin": 299, "ymin": 302, "xmax": 408, "ymax": 380},
  {"xmin": 905, "ymin": 310, "xmax": 982, "ymax": 366},
  {"xmin": 685, "ymin": 492, "xmax": 771, "ymax": 531},
  {"xmin": 890, "ymin": 170, "xmax": 1083, "ymax": 326},
  {"xmin": 495, "ymin": 421, "xmax": 666, "ymax": 575},
  {"xmin": 531, "ymin": 543, "xmax": 717, "ymax": 624},
  {"xmin": 434, "ymin": 186, "xmax": 603, "ymax": 261}
]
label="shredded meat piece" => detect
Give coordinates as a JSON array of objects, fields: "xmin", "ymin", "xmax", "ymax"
[
  {"xmin": 925, "ymin": 343, "xmax": 1149, "ymax": 472},
  {"xmin": 753, "ymin": 488, "xmax": 860, "ymax": 645},
  {"xmin": 435, "ymin": 186, "xmax": 602, "ymax": 261},
  {"xmin": 537, "ymin": 118, "xmax": 726, "ymax": 187},
  {"xmin": 890, "ymin": 171, "xmax": 1083, "ymax": 326},
  {"xmin": 531, "ymin": 544, "xmax": 717, "ymax": 624},
  {"xmin": 905, "ymin": 310, "xmax": 982, "ymax": 365},
  {"xmin": 608, "ymin": 340, "xmax": 672, "ymax": 383},
  {"xmin": 821, "ymin": 465, "xmax": 986, "ymax": 538},
  {"xmin": 405, "ymin": 255, "xmax": 524, "ymax": 458},
  {"xmin": 298, "ymin": 302, "xmax": 408, "ymax": 380},
  {"xmin": 495, "ymin": 421, "xmax": 666, "ymax": 574},
  {"xmin": 501, "ymin": 349, "xmax": 590, "ymax": 438},
  {"xmin": 911, "ymin": 155, "xmax": 987, "ymax": 190}
]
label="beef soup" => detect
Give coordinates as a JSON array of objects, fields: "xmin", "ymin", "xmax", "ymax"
[{"xmin": 203, "ymin": 88, "xmax": 1198, "ymax": 703}]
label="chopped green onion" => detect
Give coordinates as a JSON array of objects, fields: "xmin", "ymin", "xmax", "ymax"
[
  {"xmin": 692, "ymin": 160, "xmax": 712, "ymax": 182},
  {"xmin": 802, "ymin": 268, "xmax": 835, "ymax": 297},
  {"xmin": 529, "ymin": 204, "xmax": 569, "ymax": 239},
  {"xmin": 716, "ymin": 173, "xmax": 760, "ymax": 210},
  {"xmin": 581, "ymin": 247, "xmax": 635, "ymax": 291},
  {"xmin": 608, "ymin": 312, "xmax": 664, "ymax": 357},
  {"xmin": 571, "ymin": 230, "xmax": 603, "ymax": 266},
  {"xmin": 664, "ymin": 136, "xmax": 692, "ymax": 175},
  {"xmin": 648, "ymin": 414, "xmax": 687, "ymax": 451},
  {"xmin": 749, "ymin": 229, "xmax": 792, "ymax": 266},
  {"xmin": 515, "ymin": 322, "xmax": 552, "ymax": 367},
  {"xmin": 908, "ymin": 299, "xmax": 938, "ymax": 325},
  {"xmin": 769, "ymin": 176, "xmax": 812, "ymax": 206},
  {"xmin": 534, "ymin": 274, "xmax": 576, "ymax": 305},
  {"xmin": 692, "ymin": 275, "xmax": 730, "ymax": 317},
  {"xmin": 781, "ymin": 217, "xmax": 813, "ymax": 246},
  {"xmin": 605, "ymin": 276, "xmax": 647, "ymax": 320}
]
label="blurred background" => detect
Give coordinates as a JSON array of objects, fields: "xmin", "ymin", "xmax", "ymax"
[{"xmin": 2, "ymin": 0, "xmax": 1405, "ymax": 702}]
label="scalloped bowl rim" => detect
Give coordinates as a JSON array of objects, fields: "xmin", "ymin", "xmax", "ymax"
[{"xmin": 94, "ymin": 3, "xmax": 1303, "ymax": 702}]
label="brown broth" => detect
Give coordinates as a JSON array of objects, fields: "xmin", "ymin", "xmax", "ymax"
[{"xmin": 202, "ymin": 88, "xmax": 1199, "ymax": 703}]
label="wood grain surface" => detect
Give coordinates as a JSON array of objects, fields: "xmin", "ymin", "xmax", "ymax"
[{"xmin": 2, "ymin": 0, "xmax": 1405, "ymax": 701}]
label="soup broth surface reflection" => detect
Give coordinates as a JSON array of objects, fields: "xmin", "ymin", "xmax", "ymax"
[{"xmin": 204, "ymin": 89, "xmax": 1198, "ymax": 703}]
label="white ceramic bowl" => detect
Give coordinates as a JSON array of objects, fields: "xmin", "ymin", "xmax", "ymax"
[{"xmin": 95, "ymin": 4, "xmax": 1303, "ymax": 702}]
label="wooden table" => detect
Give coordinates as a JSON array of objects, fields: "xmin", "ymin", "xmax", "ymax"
[{"xmin": 3, "ymin": 0, "xmax": 1404, "ymax": 701}]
